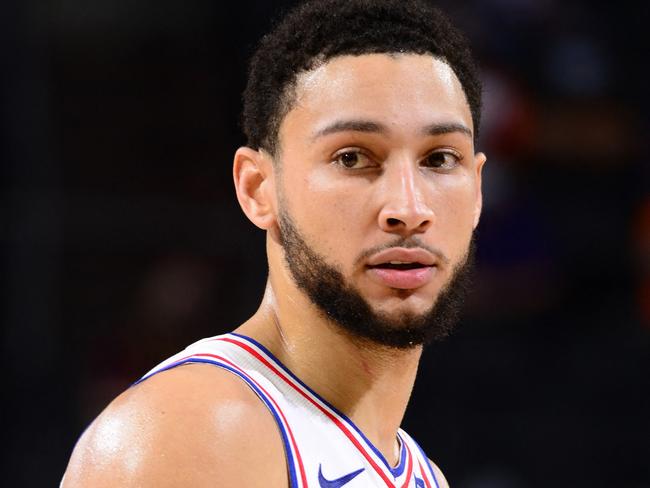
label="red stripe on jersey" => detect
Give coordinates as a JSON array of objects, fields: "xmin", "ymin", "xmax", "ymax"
[
  {"xmin": 417, "ymin": 460, "xmax": 432, "ymax": 488},
  {"xmin": 220, "ymin": 336, "xmax": 400, "ymax": 488},
  {"xmin": 188, "ymin": 352, "xmax": 309, "ymax": 488}
]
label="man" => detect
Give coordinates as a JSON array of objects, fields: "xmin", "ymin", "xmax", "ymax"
[{"xmin": 62, "ymin": 0, "xmax": 485, "ymax": 486}]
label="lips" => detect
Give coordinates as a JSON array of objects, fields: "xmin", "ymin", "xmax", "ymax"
[
  {"xmin": 366, "ymin": 248, "xmax": 436, "ymax": 268},
  {"xmin": 365, "ymin": 248, "xmax": 436, "ymax": 290}
]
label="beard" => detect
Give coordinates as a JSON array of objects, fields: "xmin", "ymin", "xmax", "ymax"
[{"xmin": 277, "ymin": 208, "xmax": 475, "ymax": 349}]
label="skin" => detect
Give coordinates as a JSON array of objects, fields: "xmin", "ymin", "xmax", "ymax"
[{"xmin": 62, "ymin": 53, "xmax": 485, "ymax": 487}]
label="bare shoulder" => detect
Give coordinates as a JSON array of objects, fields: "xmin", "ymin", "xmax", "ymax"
[
  {"xmin": 62, "ymin": 363, "xmax": 287, "ymax": 487},
  {"xmin": 428, "ymin": 458, "xmax": 451, "ymax": 488}
]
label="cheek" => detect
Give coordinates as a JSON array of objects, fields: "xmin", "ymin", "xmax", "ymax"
[
  {"xmin": 430, "ymin": 176, "xmax": 478, "ymax": 247},
  {"xmin": 283, "ymin": 168, "xmax": 366, "ymax": 257}
]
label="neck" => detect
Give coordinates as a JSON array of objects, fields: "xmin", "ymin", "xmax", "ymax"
[{"xmin": 236, "ymin": 281, "xmax": 423, "ymax": 466}]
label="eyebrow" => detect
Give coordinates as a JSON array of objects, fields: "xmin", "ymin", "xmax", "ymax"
[
  {"xmin": 311, "ymin": 119, "xmax": 473, "ymax": 141},
  {"xmin": 423, "ymin": 122, "xmax": 473, "ymax": 139},
  {"xmin": 311, "ymin": 119, "xmax": 386, "ymax": 140}
]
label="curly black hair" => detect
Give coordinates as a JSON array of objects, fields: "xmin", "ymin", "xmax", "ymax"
[{"xmin": 242, "ymin": 0, "xmax": 482, "ymax": 154}]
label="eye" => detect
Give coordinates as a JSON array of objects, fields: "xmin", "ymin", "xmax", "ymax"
[
  {"xmin": 332, "ymin": 149, "xmax": 376, "ymax": 169},
  {"xmin": 421, "ymin": 150, "xmax": 461, "ymax": 170}
]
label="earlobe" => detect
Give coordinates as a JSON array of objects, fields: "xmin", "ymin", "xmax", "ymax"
[
  {"xmin": 233, "ymin": 147, "xmax": 277, "ymax": 230},
  {"xmin": 472, "ymin": 152, "xmax": 487, "ymax": 229}
]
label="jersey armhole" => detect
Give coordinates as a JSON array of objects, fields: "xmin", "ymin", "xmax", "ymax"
[{"xmin": 135, "ymin": 357, "xmax": 301, "ymax": 488}]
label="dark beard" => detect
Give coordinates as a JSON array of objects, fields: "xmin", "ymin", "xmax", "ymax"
[{"xmin": 277, "ymin": 208, "xmax": 475, "ymax": 349}]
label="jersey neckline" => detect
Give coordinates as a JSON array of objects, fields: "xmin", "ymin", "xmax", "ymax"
[{"xmin": 228, "ymin": 331, "xmax": 409, "ymax": 479}]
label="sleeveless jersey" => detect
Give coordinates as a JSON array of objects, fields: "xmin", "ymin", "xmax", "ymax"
[{"xmin": 138, "ymin": 332, "xmax": 442, "ymax": 488}]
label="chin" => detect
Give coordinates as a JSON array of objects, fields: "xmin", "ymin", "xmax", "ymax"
[{"xmin": 370, "ymin": 294, "xmax": 435, "ymax": 318}]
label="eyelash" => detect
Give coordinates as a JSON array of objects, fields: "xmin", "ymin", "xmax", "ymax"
[
  {"xmin": 421, "ymin": 150, "xmax": 462, "ymax": 170},
  {"xmin": 332, "ymin": 149, "xmax": 376, "ymax": 169},
  {"xmin": 332, "ymin": 148, "xmax": 462, "ymax": 171}
]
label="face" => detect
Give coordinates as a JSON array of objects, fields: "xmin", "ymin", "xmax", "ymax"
[{"xmin": 272, "ymin": 53, "xmax": 485, "ymax": 347}]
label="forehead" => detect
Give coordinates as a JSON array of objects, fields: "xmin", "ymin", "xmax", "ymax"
[{"xmin": 279, "ymin": 53, "xmax": 473, "ymax": 143}]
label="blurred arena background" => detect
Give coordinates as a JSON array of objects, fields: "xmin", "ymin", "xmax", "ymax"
[{"xmin": 2, "ymin": 0, "xmax": 649, "ymax": 486}]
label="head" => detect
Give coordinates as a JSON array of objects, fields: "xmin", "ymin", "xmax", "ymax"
[
  {"xmin": 242, "ymin": 0, "xmax": 482, "ymax": 155},
  {"xmin": 234, "ymin": 0, "xmax": 486, "ymax": 349}
]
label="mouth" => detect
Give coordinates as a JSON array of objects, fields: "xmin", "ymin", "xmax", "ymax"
[
  {"xmin": 368, "ymin": 261, "xmax": 430, "ymax": 271},
  {"xmin": 366, "ymin": 259, "xmax": 435, "ymax": 290},
  {"xmin": 364, "ymin": 247, "xmax": 439, "ymax": 290}
]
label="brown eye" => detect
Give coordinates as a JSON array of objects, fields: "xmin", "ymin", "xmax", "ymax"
[
  {"xmin": 422, "ymin": 151, "xmax": 460, "ymax": 170},
  {"xmin": 334, "ymin": 150, "xmax": 374, "ymax": 169}
]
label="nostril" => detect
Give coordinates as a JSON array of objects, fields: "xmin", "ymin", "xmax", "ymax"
[{"xmin": 386, "ymin": 218, "xmax": 401, "ymax": 226}]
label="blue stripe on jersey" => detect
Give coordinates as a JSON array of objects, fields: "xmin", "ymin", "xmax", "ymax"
[
  {"xmin": 230, "ymin": 332, "xmax": 408, "ymax": 478},
  {"xmin": 409, "ymin": 436, "xmax": 440, "ymax": 488},
  {"xmin": 133, "ymin": 357, "xmax": 300, "ymax": 488}
]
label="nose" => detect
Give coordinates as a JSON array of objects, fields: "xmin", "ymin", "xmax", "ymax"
[{"xmin": 377, "ymin": 159, "xmax": 434, "ymax": 235}]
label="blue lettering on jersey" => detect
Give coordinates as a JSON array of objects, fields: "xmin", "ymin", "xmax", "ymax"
[
  {"xmin": 415, "ymin": 476, "xmax": 425, "ymax": 487},
  {"xmin": 318, "ymin": 464, "xmax": 365, "ymax": 488}
]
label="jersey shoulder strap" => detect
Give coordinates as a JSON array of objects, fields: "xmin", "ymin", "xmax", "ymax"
[{"xmin": 136, "ymin": 333, "xmax": 441, "ymax": 488}]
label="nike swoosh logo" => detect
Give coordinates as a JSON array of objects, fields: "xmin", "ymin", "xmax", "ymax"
[{"xmin": 318, "ymin": 464, "xmax": 365, "ymax": 488}]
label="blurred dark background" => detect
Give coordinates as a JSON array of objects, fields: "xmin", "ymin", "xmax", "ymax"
[{"xmin": 2, "ymin": 0, "xmax": 649, "ymax": 486}]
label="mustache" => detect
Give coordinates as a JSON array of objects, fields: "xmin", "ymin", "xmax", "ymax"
[{"xmin": 354, "ymin": 236, "xmax": 450, "ymax": 267}]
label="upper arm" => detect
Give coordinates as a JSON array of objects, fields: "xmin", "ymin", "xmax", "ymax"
[
  {"xmin": 62, "ymin": 364, "xmax": 288, "ymax": 487},
  {"xmin": 429, "ymin": 458, "xmax": 450, "ymax": 488}
]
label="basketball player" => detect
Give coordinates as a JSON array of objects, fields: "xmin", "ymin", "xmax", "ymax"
[{"xmin": 62, "ymin": 0, "xmax": 485, "ymax": 486}]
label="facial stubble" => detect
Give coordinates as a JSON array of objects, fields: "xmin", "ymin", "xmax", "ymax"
[{"xmin": 277, "ymin": 208, "xmax": 475, "ymax": 349}]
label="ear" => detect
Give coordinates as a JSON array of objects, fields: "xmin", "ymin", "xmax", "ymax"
[
  {"xmin": 233, "ymin": 147, "xmax": 276, "ymax": 230},
  {"xmin": 472, "ymin": 151, "xmax": 487, "ymax": 229}
]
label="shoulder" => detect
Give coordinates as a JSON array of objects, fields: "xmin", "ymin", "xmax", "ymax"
[
  {"xmin": 62, "ymin": 363, "xmax": 287, "ymax": 487},
  {"xmin": 428, "ymin": 458, "xmax": 450, "ymax": 488}
]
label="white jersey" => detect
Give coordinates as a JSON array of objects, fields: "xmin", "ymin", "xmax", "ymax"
[{"xmin": 139, "ymin": 332, "xmax": 442, "ymax": 488}]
